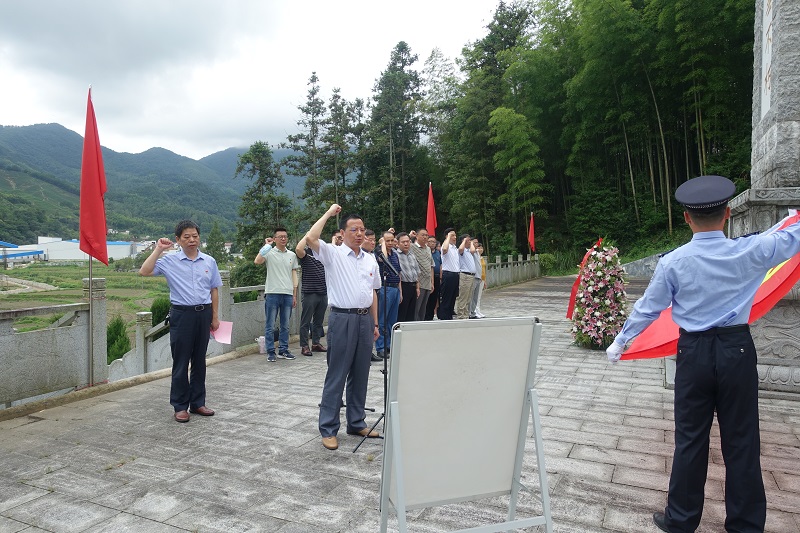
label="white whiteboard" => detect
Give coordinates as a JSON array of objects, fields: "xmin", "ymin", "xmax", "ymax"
[{"xmin": 381, "ymin": 317, "xmax": 541, "ymax": 510}]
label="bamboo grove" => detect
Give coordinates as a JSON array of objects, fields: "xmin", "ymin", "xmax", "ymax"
[{"xmin": 234, "ymin": 0, "xmax": 755, "ymax": 260}]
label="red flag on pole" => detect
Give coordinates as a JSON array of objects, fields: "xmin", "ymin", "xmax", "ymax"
[
  {"xmin": 79, "ymin": 88, "xmax": 109, "ymax": 265},
  {"xmin": 566, "ymin": 238, "xmax": 603, "ymax": 319},
  {"xmin": 426, "ymin": 182, "xmax": 438, "ymax": 237},
  {"xmin": 527, "ymin": 213, "xmax": 536, "ymax": 252}
]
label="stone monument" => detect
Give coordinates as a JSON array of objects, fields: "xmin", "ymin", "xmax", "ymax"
[{"xmin": 729, "ymin": 0, "xmax": 800, "ymax": 394}]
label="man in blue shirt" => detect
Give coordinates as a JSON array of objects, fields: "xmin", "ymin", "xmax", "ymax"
[
  {"xmin": 607, "ymin": 175, "xmax": 800, "ymax": 532},
  {"xmin": 375, "ymin": 231, "xmax": 401, "ymax": 359},
  {"xmin": 140, "ymin": 220, "xmax": 222, "ymax": 423}
]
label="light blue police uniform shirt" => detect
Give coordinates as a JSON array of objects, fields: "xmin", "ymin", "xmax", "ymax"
[
  {"xmin": 153, "ymin": 249, "xmax": 223, "ymax": 306},
  {"xmin": 616, "ymin": 220, "xmax": 800, "ymax": 345}
]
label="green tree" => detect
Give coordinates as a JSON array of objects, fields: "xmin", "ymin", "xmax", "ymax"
[
  {"xmin": 440, "ymin": 1, "xmax": 534, "ymax": 247},
  {"xmin": 234, "ymin": 142, "xmax": 292, "ymax": 258},
  {"xmin": 204, "ymin": 221, "xmax": 228, "ymax": 263},
  {"xmin": 362, "ymin": 41, "xmax": 425, "ymax": 230},
  {"xmin": 320, "ymin": 88, "xmax": 357, "ymax": 212},
  {"xmin": 488, "ymin": 106, "xmax": 548, "ymax": 249},
  {"xmin": 283, "ymin": 72, "xmax": 326, "ymax": 224}
]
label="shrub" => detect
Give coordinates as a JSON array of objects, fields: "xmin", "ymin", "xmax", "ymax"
[
  {"xmin": 150, "ymin": 296, "xmax": 171, "ymax": 327},
  {"xmin": 107, "ymin": 315, "xmax": 131, "ymax": 364},
  {"xmin": 538, "ymin": 253, "xmax": 556, "ymax": 274},
  {"xmin": 150, "ymin": 295, "xmax": 171, "ymax": 340},
  {"xmin": 571, "ymin": 243, "xmax": 628, "ymax": 349}
]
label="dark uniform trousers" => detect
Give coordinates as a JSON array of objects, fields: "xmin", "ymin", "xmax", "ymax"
[
  {"xmin": 169, "ymin": 305, "xmax": 212, "ymax": 412},
  {"xmin": 666, "ymin": 325, "xmax": 766, "ymax": 532}
]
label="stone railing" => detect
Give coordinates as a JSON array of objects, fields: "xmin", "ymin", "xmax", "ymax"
[
  {"xmin": 486, "ymin": 254, "xmax": 540, "ymax": 287},
  {"xmin": 1, "ymin": 278, "xmax": 107, "ymax": 409},
  {"xmin": 2, "ymin": 256, "xmax": 539, "ymax": 408}
]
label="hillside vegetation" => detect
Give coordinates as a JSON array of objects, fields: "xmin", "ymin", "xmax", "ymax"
[{"xmin": 0, "ymin": 124, "xmax": 303, "ymax": 243}]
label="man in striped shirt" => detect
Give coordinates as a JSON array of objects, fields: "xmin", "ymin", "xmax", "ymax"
[{"xmin": 295, "ymin": 235, "xmax": 327, "ymax": 356}]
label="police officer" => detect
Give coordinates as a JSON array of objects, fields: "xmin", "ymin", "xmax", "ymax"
[{"xmin": 607, "ymin": 175, "xmax": 800, "ymax": 532}]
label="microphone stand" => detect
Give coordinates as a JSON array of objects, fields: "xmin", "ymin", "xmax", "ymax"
[{"xmin": 353, "ymin": 248, "xmax": 399, "ymax": 453}]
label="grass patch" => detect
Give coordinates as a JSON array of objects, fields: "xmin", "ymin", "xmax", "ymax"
[
  {"xmin": 13, "ymin": 313, "xmax": 64, "ymax": 332},
  {"xmin": 1, "ymin": 264, "xmax": 169, "ymax": 337}
]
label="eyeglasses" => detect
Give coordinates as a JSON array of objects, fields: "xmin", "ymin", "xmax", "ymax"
[
  {"xmin": 275, "ymin": 235, "xmax": 288, "ymax": 239},
  {"xmin": 347, "ymin": 227, "xmax": 366, "ymax": 234}
]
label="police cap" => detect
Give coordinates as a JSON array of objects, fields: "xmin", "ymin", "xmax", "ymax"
[{"xmin": 675, "ymin": 175, "xmax": 735, "ymax": 211}]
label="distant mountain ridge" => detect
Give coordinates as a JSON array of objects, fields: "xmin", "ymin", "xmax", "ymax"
[{"xmin": 0, "ymin": 124, "xmax": 303, "ymax": 243}]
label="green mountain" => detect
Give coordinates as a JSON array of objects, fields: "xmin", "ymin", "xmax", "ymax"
[{"xmin": 0, "ymin": 124, "xmax": 304, "ymax": 244}]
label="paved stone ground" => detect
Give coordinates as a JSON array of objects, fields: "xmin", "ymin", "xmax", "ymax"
[{"xmin": 1, "ymin": 276, "xmax": 799, "ymax": 532}]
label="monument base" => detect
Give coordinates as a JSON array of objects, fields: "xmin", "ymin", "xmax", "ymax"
[{"xmin": 730, "ymin": 189, "xmax": 800, "ymax": 395}]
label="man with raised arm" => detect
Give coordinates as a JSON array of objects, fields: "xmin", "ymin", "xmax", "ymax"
[
  {"xmin": 305, "ymin": 204, "xmax": 381, "ymax": 451},
  {"xmin": 438, "ymin": 228, "xmax": 460, "ymax": 320},
  {"xmin": 295, "ymin": 235, "xmax": 328, "ymax": 357},
  {"xmin": 139, "ymin": 220, "xmax": 221, "ymax": 423},
  {"xmin": 254, "ymin": 227, "xmax": 300, "ymax": 362}
]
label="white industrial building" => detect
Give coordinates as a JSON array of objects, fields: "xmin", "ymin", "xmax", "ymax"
[{"xmin": 1, "ymin": 237, "xmax": 149, "ymax": 264}]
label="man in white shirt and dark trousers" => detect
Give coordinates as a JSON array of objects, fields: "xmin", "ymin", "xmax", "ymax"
[{"xmin": 438, "ymin": 228, "xmax": 460, "ymax": 320}]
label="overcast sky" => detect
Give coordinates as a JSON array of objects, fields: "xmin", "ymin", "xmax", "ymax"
[{"xmin": 0, "ymin": 0, "xmax": 500, "ymax": 160}]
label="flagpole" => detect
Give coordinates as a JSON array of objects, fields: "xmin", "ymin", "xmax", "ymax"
[
  {"xmin": 88, "ymin": 256, "xmax": 94, "ymax": 386},
  {"xmin": 79, "ymin": 86, "xmax": 109, "ymax": 387}
]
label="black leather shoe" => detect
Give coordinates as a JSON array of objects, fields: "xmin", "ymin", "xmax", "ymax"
[
  {"xmin": 653, "ymin": 512, "xmax": 668, "ymax": 532},
  {"xmin": 371, "ymin": 353, "xmax": 382, "ymax": 362}
]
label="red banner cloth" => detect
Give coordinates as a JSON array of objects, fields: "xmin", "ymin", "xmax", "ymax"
[
  {"xmin": 622, "ymin": 213, "xmax": 800, "ymax": 360},
  {"xmin": 566, "ymin": 238, "xmax": 603, "ymax": 319},
  {"xmin": 528, "ymin": 213, "xmax": 535, "ymax": 252},
  {"xmin": 426, "ymin": 182, "xmax": 438, "ymax": 238},
  {"xmin": 79, "ymin": 88, "xmax": 109, "ymax": 265}
]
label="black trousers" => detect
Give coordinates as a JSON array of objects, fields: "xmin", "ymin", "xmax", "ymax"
[
  {"xmin": 665, "ymin": 325, "xmax": 766, "ymax": 532},
  {"xmin": 398, "ymin": 281, "xmax": 418, "ymax": 322},
  {"xmin": 437, "ymin": 271, "xmax": 459, "ymax": 320},
  {"xmin": 299, "ymin": 292, "xmax": 327, "ymax": 347},
  {"xmin": 425, "ymin": 273, "xmax": 440, "ymax": 320},
  {"xmin": 169, "ymin": 306, "xmax": 212, "ymax": 412}
]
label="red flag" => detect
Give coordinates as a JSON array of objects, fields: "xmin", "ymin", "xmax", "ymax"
[
  {"xmin": 79, "ymin": 88, "xmax": 108, "ymax": 265},
  {"xmin": 527, "ymin": 213, "xmax": 536, "ymax": 252},
  {"xmin": 426, "ymin": 182, "xmax": 438, "ymax": 237},
  {"xmin": 566, "ymin": 238, "xmax": 603, "ymax": 319},
  {"xmin": 621, "ymin": 212, "xmax": 800, "ymax": 360}
]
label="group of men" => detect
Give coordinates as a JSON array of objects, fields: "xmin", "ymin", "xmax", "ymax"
[
  {"xmin": 249, "ymin": 211, "xmax": 489, "ymax": 450},
  {"xmin": 253, "ymin": 223, "xmax": 487, "ymax": 365}
]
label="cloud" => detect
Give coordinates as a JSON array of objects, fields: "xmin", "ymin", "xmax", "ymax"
[{"xmin": 0, "ymin": 0, "xmax": 495, "ymax": 159}]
